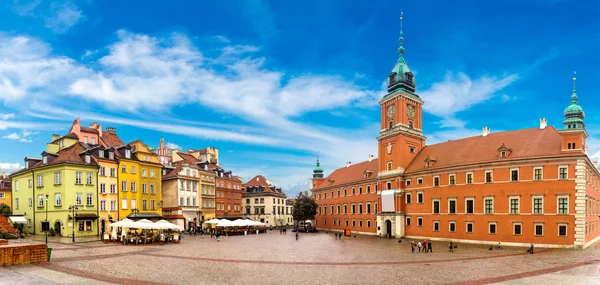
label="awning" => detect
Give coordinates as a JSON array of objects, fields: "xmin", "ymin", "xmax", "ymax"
[
  {"xmin": 75, "ymin": 213, "xmax": 99, "ymax": 220},
  {"xmin": 8, "ymin": 216, "xmax": 27, "ymax": 224}
]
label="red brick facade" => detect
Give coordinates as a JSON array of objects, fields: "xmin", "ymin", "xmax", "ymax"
[{"xmin": 0, "ymin": 243, "xmax": 48, "ymax": 266}]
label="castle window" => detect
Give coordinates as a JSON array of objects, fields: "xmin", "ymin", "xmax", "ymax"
[
  {"xmin": 433, "ymin": 176, "xmax": 440, "ymax": 187},
  {"xmin": 387, "ymin": 161, "xmax": 392, "ymax": 171},
  {"xmin": 406, "ymin": 180, "xmax": 411, "ymax": 186},
  {"xmin": 409, "ymin": 146, "xmax": 415, "ymax": 153},
  {"xmin": 386, "ymin": 182, "xmax": 392, "ymax": 190},
  {"xmin": 501, "ymin": 151, "xmax": 506, "ymax": 158},
  {"xmin": 510, "ymin": 169, "xmax": 519, "ymax": 182},
  {"xmin": 388, "ymin": 121, "xmax": 393, "ymax": 129},
  {"xmin": 408, "ymin": 120, "xmax": 413, "ymax": 129}
]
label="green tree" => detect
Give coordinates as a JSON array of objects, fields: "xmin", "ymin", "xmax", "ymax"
[
  {"xmin": 0, "ymin": 203, "xmax": 10, "ymax": 215},
  {"xmin": 292, "ymin": 191, "xmax": 318, "ymax": 230}
]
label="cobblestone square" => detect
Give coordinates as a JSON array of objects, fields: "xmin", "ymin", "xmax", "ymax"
[{"xmin": 2, "ymin": 232, "xmax": 600, "ymax": 284}]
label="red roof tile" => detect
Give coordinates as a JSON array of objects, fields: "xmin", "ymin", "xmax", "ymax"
[
  {"xmin": 405, "ymin": 127, "xmax": 568, "ymax": 173},
  {"xmin": 313, "ymin": 159, "xmax": 379, "ymax": 190},
  {"xmin": 101, "ymin": 132, "xmax": 125, "ymax": 148},
  {"xmin": 80, "ymin": 127, "xmax": 99, "ymax": 134}
]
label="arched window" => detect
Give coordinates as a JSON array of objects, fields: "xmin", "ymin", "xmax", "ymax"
[
  {"xmin": 388, "ymin": 121, "xmax": 393, "ymax": 129},
  {"xmin": 408, "ymin": 120, "xmax": 414, "ymax": 129}
]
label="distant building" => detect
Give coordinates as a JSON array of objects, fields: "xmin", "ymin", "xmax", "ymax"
[
  {"xmin": 242, "ymin": 175, "xmax": 293, "ymax": 226},
  {"xmin": 0, "ymin": 172, "xmax": 12, "ymax": 210}
]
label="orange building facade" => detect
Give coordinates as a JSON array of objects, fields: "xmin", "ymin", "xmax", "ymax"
[{"xmin": 311, "ymin": 16, "xmax": 600, "ymax": 248}]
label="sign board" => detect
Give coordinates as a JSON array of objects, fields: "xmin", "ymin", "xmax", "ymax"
[
  {"xmin": 381, "ymin": 190, "xmax": 395, "ymax": 212},
  {"xmin": 41, "ymin": 221, "xmax": 50, "ymax": 232},
  {"xmin": 344, "ymin": 229, "xmax": 351, "ymax": 237}
]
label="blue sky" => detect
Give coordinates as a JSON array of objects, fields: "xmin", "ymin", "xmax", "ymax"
[{"xmin": 1, "ymin": 0, "xmax": 599, "ymax": 197}]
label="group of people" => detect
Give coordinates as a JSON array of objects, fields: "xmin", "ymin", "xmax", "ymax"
[{"xmin": 411, "ymin": 240, "xmax": 433, "ymax": 252}]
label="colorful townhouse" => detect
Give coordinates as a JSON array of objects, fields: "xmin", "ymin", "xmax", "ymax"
[
  {"xmin": 242, "ymin": 175, "xmax": 292, "ymax": 226},
  {"xmin": 162, "ymin": 161, "xmax": 202, "ymax": 230},
  {"xmin": 0, "ymin": 172, "xmax": 12, "ymax": 210},
  {"xmin": 129, "ymin": 140, "xmax": 163, "ymax": 219},
  {"xmin": 11, "ymin": 136, "xmax": 99, "ymax": 238},
  {"xmin": 311, "ymin": 15, "xmax": 600, "ymax": 248},
  {"xmin": 171, "ymin": 150, "xmax": 216, "ymax": 221}
]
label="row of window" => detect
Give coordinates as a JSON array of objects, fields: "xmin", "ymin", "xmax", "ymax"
[
  {"xmin": 315, "ymin": 184, "xmax": 375, "ymax": 200},
  {"xmin": 216, "ymin": 191, "xmax": 241, "ymax": 199},
  {"xmin": 318, "ymin": 202, "xmax": 378, "ymax": 215},
  {"xmin": 405, "ymin": 195, "xmax": 570, "ymax": 215},
  {"xmin": 120, "ymin": 181, "xmax": 157, "ymax": 194},
  {"xmin": 406, "ymin": 166, "xmax": 569, "ymax": 188},
  {"xmin": 201, "ymin": 184, "xmax": 215, "ymax": 195},
  {"xmin": 407, "ymin": 217, "xmax": 570, "ymax": 237},
  {"xmin": 120, "ymin": 165, "xmax": 156, "ymax": 178},
  {"xmin": 216, "ymin": 204, "xmax": 241, "ymax": 212},
  {"xmin": 316, "ymin": 218, "xmax": 373, "ymax": 228},
  {"xmin": 202, "ymin": 199, "xmax": 215, "ymax": 208},
  {"xmin": 30, "ymin": 192, "xmax": 95, "ymax": 208},
  {"xmin": 216, "ymin": 181, "xmax": 241, "ymax": 190},
  {"xmin": 179, "ymin": 197, "xmax": 198, "ymax": 207},
  {"xmin": 245, "ymin": 205, "xmax": 293, "ymax": 215},
  {"xmin": 24, "ymin": 172, "xmax": 95, "ymax": 188},
  {"xmin": 121, "ymin": 198, "xmax": 157, "ymax": 210},
  {"xmin": 587, "ymin": 196, "xmax": 599, "ymax": 216},
  {"xmin": 246, "ymin": 198, "xmax": 287, "ymax": 204}
]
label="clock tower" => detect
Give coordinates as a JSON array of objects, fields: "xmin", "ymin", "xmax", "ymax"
[{"xmin": 377, "ymin": 12, "xmax": 426, "ymax": 181}]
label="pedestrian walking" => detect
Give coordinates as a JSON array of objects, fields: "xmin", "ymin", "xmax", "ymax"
[
  {"xmin": 411, "ymin": 241, "xmax": 415, "ymax": 253},
  {"xmin": 216, "ymin": 231, "xmax": 221, "ymax": 242},
  {"xmin": 422, "ymin": 240, "xmax": 428, "ymax": 253},
  {"xmin": 449, "ymin": 241, "xmax": 454, "ymax": 252},
  {"xmin": 428, "ymin": 240, "xmax": 432, "ymax": 253},
  {"xmin": 529, "ymin": 243, "xmax": 534, "ymax": 254},
  {"xmin": 296, "ymin": 232, "xmax": 299, "ymax": 241},
  {"xmin": 417, "ymin": 241, "xmax": 422, "ymax": 252}
]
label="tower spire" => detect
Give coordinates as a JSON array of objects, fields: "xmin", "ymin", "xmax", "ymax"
[
  {"xmin": 563, "ymin": 71, "xmax": 585, "ymax": 130},
  {"xmin": 312, "ymin": 151, "xmax": 324, "ymax": 179},
  {"xmin": 398, "ymin": 11, "xmax": 405, "ymax": 59},
  {"xmin": 571, "ymin": 71, "xmax": 578, "ymax": 104}
]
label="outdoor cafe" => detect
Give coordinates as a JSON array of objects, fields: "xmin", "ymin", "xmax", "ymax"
[
  {"xmin": 108, "ymin": 218, "xmax": 184, "ymax": 245},
  {"xmin": 203, "ymin": 218, "xmax": 268, "ymax": 236}
]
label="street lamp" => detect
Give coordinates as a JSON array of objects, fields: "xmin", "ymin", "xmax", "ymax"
[
  {"xmin": 68, "ymin": 205, "xmax": 78, "ymax": 243},
  {"xmin": 131, "ymin": 208, "xmax": 140, "ymax": 219},
  {"xmin": 45, "ymin": 194, "xmax": 49, "ymax": 245}
]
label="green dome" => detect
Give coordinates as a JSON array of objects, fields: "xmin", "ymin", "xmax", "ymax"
[{"xmin": 563, "ymin": 103, "xmax": 585, "ymax": 117}]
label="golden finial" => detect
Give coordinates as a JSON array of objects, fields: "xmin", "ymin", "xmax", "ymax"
[
  {"xmin": 573, "ymin": 71, "xmax": 577, "ymax": 91},
  {"xmin": 400, "ymin": 11, "xmax": 403, "ymax": 21}
]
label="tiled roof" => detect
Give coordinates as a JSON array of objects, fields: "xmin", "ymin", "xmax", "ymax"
[
  {"xmin": 49, "ymin": 143, "xmax": 96, "ymax": 166},
  {"xmin": 405, "ymin": 126, "xmax": 569, "ymax": 173},
  {"xmin": 52, "ymin": 132, "xmax": 78, "ymax": 143},
  {"xmin": 177, "ymin": 152, "xmax": 200, "ymax": 165},
  {"xmin": 312, "ymin": 159, "xmax": 379, "ymax": 190},
  {"xmin": 101, "ymin": 132, "xmax": 125, "ymax": 148},
  {"xmin": 0, "ymin": 175, "xmax": 11, "ymax": 191},
  {"xmin": 163, "ymin": 163, "xmax": 183, "ymax": 179},
  {"xmin": 80, "ymin": 127, "xmax": 99, "ymax": 134},
  {"xmin": 243, "ymin": 175, "xmax": 271, "ymax": 187}
]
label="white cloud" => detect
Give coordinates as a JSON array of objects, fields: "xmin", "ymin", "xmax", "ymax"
[
  {"xmin": 0, "ymin": 113, "xmax": 15, "ymax": 120},
  {"xmin": 165, "ymin": 142, "xmax": 182, "ymax": 150},
  {"xmin": 44, "ymin": 2, "xmax": 84, "ymax": 34},
  {"xmin": 19, "ymin": 138, "xmax": 32, "ymax": 143},
  {"xmin": 3, "ymin": 133, "xmax": 20, "ymax": 140},
  {"xmin": 0, "ymin": 162, "xmax": 22, "ymax": 174},
  {"xmin": 10, "ymin": 0, "xmax": 42, "ymax": 16},
  {"xmin": 501, "ymin": 94, "xmax": 510, "ymax": 102},
  {"xmin": 420, "ymin": 72, "xmax": 519, "ymax": 118}
]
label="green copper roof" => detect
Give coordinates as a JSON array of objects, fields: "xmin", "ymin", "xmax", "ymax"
[
  {"xmin": 385, "ymin": 12, "xmax": 417, "ymax": 95},
  {"xmin": 563, "ymin": 74, "xmax": 585, "ymax": 129},
  {"xmin": 313, "ymin": 155, "xmax": 323, "ymax": 172}
]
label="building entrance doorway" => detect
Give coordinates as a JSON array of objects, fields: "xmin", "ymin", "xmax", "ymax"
[
  {"xmin": 101, "ymin": 219, "xmax": 106, "ymax": 235},
  {"xmin": 385, "ymin": 220, "xmax": 392, "ymax": 238}
]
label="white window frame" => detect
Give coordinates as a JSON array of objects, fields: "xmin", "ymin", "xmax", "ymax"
[
  {"xmin": 86, "ymin": 193, "xmax": 93, "ymax": 206},
  {"xmin": 433, "ymin": 176, "xmax": 440, "ymax": 187},
  {"xmin": 417, "ymin": 178, "xmax": 423, "ymax": 185},
  {"xmin": 54, "ymin": 172, "xmax": 61, "ymax": 185},
  {"xmin": 557, "ymin": 195, "xmax": 569, "ymax": 214},
  {"xmin": 448, "ymin": 220, "xmax": 456, "ymax": 232},
  {"xmin": 509, "ymin": 196, "xmax": 520, "ymax": 214},
  {"xmin": 466, "ymin": 172, "xmax": 473, "ymax": 184},
  {"xmin": 433, "ymin": 220, "xmax": 440, "ymax": 232},
  {"xmin": 131, "ymin": 198, "xmax": 137, "ymax": 210},
  {"xmin": 449, "ymin": 174, "xmax": 456, "ymax": 185},
  {"xmin": 534, "ymin": 223, "xmax": 544, "ymax": 236},
  {"xmin": 100, "ymin": 200, "xmax": 106, "ymax": 211},
  {"xmin": 76, "ymin": 193, "xmax": 82, "ymax": 205},
  {"xmin": 54, "ymin": 193, "xmax": 62, "ymax": 206},
  {"xmin": 406, "ymin": 179, "xmax": 411, "ymax": 186},
  {"xmin": 558, "ymin": 165, "xmax": 568, "ymax": 180},
  {"xmin": 100, "ymin": 183, "xmax": 106, "ymax": 194},
  {"xmin": 37, "ymin": 194, "xmax": 44, "ymax": 207},
  {"xmin": 417, "ymin": 191, "xmax": 424, "ymax": 204},
  {"xmin": 465, "ymin": 198, "xmax": 474, "ymax": 214},
  {"xmin": 448, "ymin": 198, "xmax": 457, "ymax": 214},
  {"xmin": 417, "ymin": 216, "xmax": 423, "ymax": 227},
  {"xmin": 488, "ymin": 222, "xmax": 497, "ymax": 234},
  {"xmin": 532, "ymin": 195, "xmax": 544, "ymax": 214},
  {"xmin": 485, "ymin": 170, "xmax": 493, "ymax": 183},
  {"xmin": 122, "ymin": 198, "xmax": 128, "ymax": 209},
  {"xmin": 37, "ymin": 174, "xmax": 43, "ymax": 187},
  {"xmin": 432, "ymin": 199, "xmax": 440, "ymax": 214},
  {"xmin": 131, "ymin": 166, "xmax": 136, "ymax": 174},
  {"xmin": 75, "ymin": 172, "xmax": 82, "ymax": 184},
  {"xmin": 484, "ymin": 197, "xmax": 494, "ymax": 214},
  {"xmin": 466, "ymin": 221, "xmax": 474, "ymax": 233},
  {"xmin": 513, "ymin": 222, "xmax": 523, "ymax": 235},
  {"xmin": 558, "ymin": 223, "xmax": 568, "ymax": 237},
  {"xmin": 533, "ymin": 167, "xmax": 543, "ymax": 181},
  {"xmin": 510, "ymin": 168, "xmax": 519, "ymax": 182},
  {"xmin": 405, "ymin": 192, "xmax": 412, "ymax": 204},
  {"xmin": 406, "ymin": 216, "xmax": 411, "ymax": 226},
  {"xmin": 111, "ymin": 200, "xmax": 117, "ymax": 211}
]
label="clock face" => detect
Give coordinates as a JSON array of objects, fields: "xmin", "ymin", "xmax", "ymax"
[
  {"xmin": 407, "ymin": 104, "xmax": 415, "ymax": 118},
  {"xmin": 387, "ymin": 105, "xmax": 395, "ymax": 118}
]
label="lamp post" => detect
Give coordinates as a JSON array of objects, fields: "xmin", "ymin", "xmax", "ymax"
[
  {"xmin": 69, "ymin": 205, "xmax": 78, "ymax": 243},
  {"xmin": 45, "ymin": 194, "xmax": 49, "ymax": 245},
  {"xmin": 131, "ymin": 208, "xmax": 140, "ymax": 219}
]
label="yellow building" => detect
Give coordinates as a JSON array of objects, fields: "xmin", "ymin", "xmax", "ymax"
[
  {"xmin": 89, "ymin": 146, "xmax": 119, "ymax": 235},
  {"xmin": 129, "ymin": 140, "xmax": 163, "ymax": 219}
]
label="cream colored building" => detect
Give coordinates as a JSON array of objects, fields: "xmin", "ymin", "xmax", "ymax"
[{"xmin": 242, "ymin": 175, "xmax": 293, "ymax": 227}]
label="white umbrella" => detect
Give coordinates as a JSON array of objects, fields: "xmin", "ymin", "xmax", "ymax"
[
  {"xmin": 133, "ymin": 219, "xmax": 155, "ymax": 229},
  {"xmin": 216, "ymin": 219, "xmax": 233, "ymax": 227},
  {"xmin": 204, "ymin": 219, "xmax": 222, "ymax": 224},
  {"xmin": 155, "ymin": 220, "xmax": 182, "ymax": 231},
  {"xmin": 230, "ymin": 219, "xmax": 251, "ymax": 227},
  {"xmin": 110, "ymin": 218, "xmax": 136, "ymax": 228}
]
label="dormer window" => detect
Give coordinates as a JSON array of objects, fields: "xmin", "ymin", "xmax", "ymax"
[
  {"xmin": 501, "ymin": 151, "xmax": 506, "ymax": 158},
  {"xmin": 426, "ymin": 162, "xmax": 430, "ymax": 167},
  {"xmin": 424, "ymin": 155, "xmax": 437, "ymax": 168},
  {"xmin": 108, "ymin": 152, "xmax": 114, "ymax": 160},
  {"xmin": 389, "ymin": 72, "xmax": 396, "ymax": 83},
  {"xmin": 42, "ymin": 156, "xmax": 48, "ymax": 165},
  {"xmin": 497, "ymin": 143, "xmax": 512, "ymax": 158},
  {"xmin": 125, "ymin": 149, "xmax": 131, "ymax": 158},
  {"xmin": 85, "ymin": 155, "xmax": 91, "ymax": 164},
  {"xmin": 99, "ymin": 150, "xmax": 104, "ymax": 158},
  {"xmin": 405, "ymin": 73, "xmax": 413, "ymax": 82}
]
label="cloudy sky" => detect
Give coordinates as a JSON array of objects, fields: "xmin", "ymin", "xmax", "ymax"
[{"xmin": 1, "ymin": 0, "xmax": 599, "ymax": 197}]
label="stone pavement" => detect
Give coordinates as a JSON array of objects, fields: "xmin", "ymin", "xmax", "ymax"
[{"xmin": 1, "ymin": 233, "xmax": 599, "ymax": 284}]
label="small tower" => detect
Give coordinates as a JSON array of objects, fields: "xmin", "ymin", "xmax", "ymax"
[
  {"xmin": 312, "ymin": 154, "xmax": 325, "ymax": 188},
  {"xmin": 313, "ymin": 154, "xmax": 324, "ymax": 179},
  {"xmin": 385, "ymin": 11, "xmax": 417, "ymax": 96},
  {"xmin": 563, "ymin": 72, "xmax": 585, "ymax": 130}
]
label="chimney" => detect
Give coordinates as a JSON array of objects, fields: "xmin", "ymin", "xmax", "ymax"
[
  {"xmin": 1, "ymin": 172, "xmax": 6, "ymax": 178},
  {"xmin": 346, "ymin": 161, "xmax": 352, "ymax": 168},
  {"xmin": 482, "ymin": 127, "xmax": 490, "ymax": 137},
  {"xmin": 51, "ymin": 134, "xmax": 60, "ymax": 141},
  {"xmin": 540, "ymin": 118, "xmax": 547, "ymax": 130},
  {"xmin": 368, "ymin": 155, "xmax": 374, "ymax": 162},
  {"xmin": 106, "ymin": 127, "xmax": 116, "ymax": 134}
]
